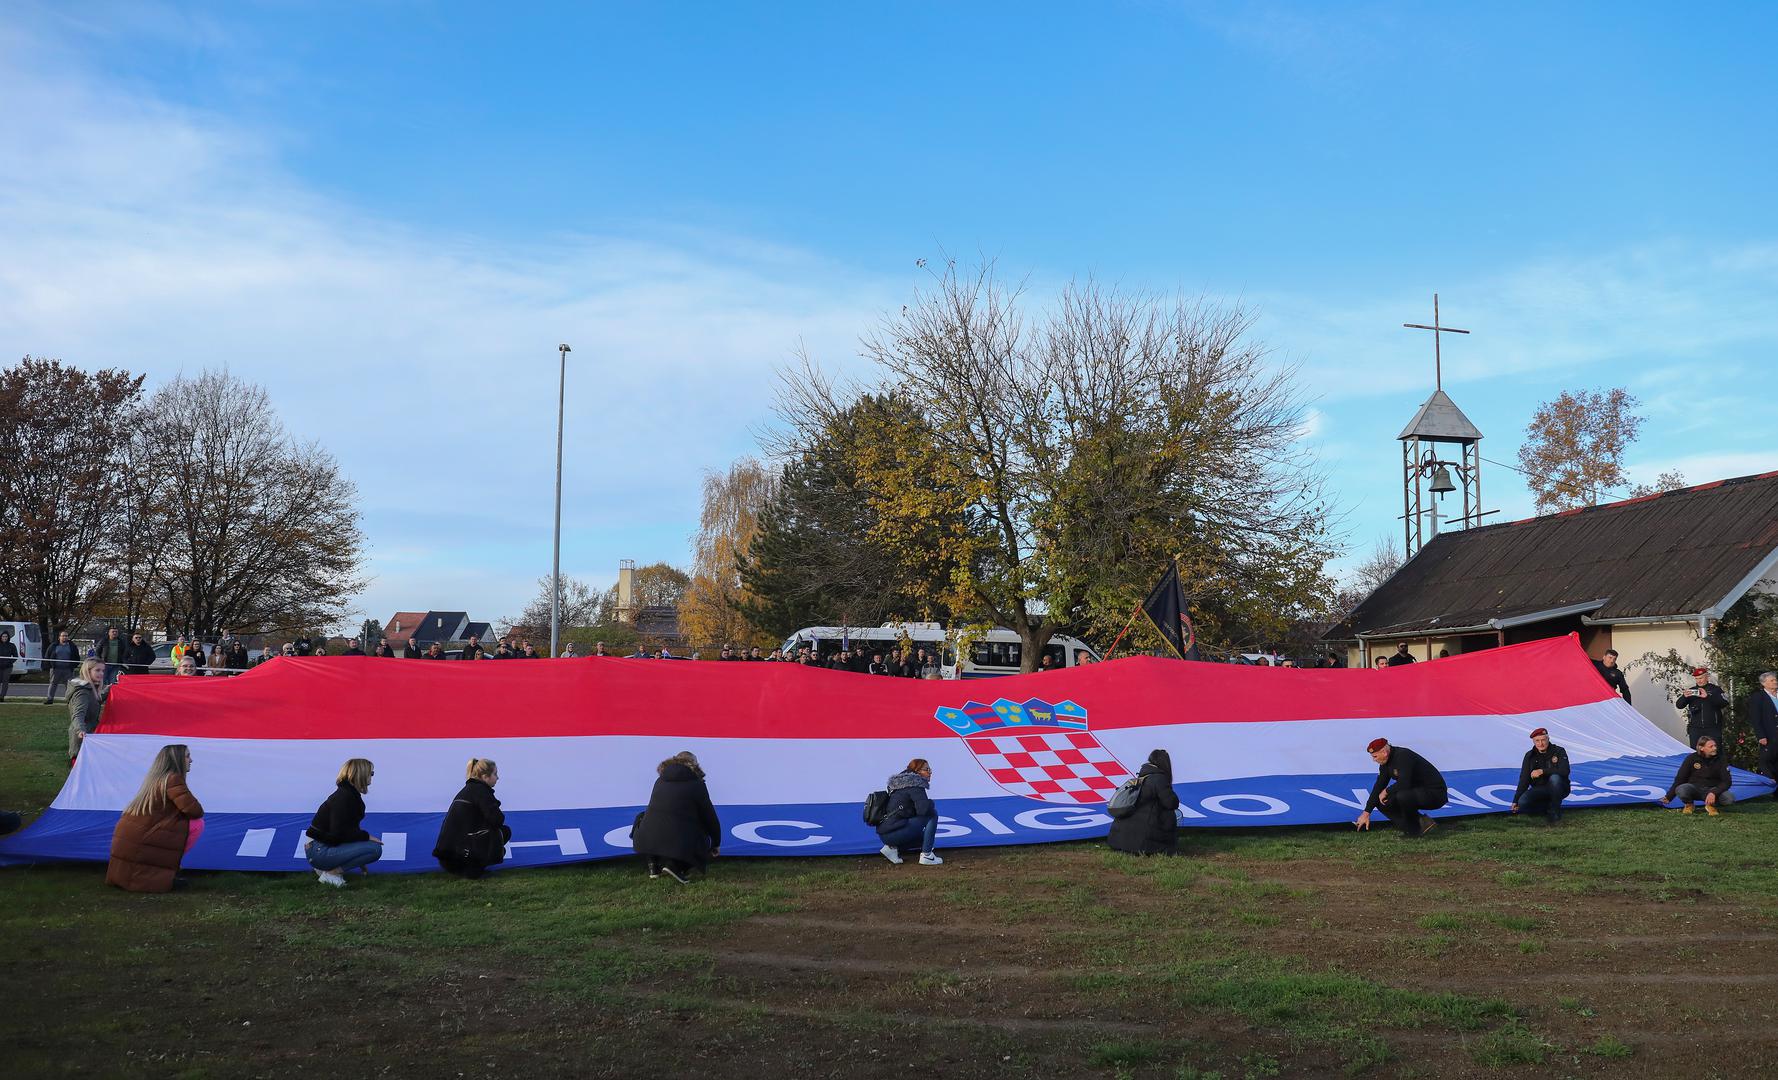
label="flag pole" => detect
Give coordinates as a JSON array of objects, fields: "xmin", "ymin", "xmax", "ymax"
[{"xmin": 1101, "ymin": 595, "xmax": 1147, "ymax": 662}]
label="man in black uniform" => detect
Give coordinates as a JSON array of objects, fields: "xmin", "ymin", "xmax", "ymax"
[
  {"xmin": 1593, "ymin": 649, "xmax": 1631, "ymax": 703},
  {"xmin": 1510, "ymin": 726, "xmax": 1571, "ymax": 824},
  {"xmin": 1385, "ymin": 643, "xmax": 1416, "ymax": 667},
  {"xmin": 1355, "ymin": 738, "xmax": 1447, "ymax": 837},
  {"xmin": 1674, "ymin": 666, "xmax": 1727, "ymax": 750}
]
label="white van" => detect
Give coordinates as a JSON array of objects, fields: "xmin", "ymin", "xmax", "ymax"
[
  {"xmin": 780, "ymin": 623, "xmax": 1099, "ymax": 679},
  {"xmin": 0, "ymin": 620, "xmax": 44, "ymax": 677}
]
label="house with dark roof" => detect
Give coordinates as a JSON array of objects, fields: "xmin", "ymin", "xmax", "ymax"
[
  {"xmin": 408, "ymin": 611, "xmax": 470, "ymax": 646},
  {"xmin": 1328, "ymin": 470, "xmax": 1778, "ymax": 739},
  {"xmin": 383, "ymin": 611, "xmax": 492, "ymax": 654}
]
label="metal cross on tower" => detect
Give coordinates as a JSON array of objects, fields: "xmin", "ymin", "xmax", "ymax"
[
  {"xmin": 1403, "ymin": 293, "xmax": 1469, "ymax": 390},
  {"xmin": 1396, "ymin": 294, "xmax": 1489, "ymax": 556}
]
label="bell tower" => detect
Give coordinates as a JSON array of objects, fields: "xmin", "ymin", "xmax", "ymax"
[{"xmin": 1399, "ymin": 295, "xmax": 1487, "ymax": 556}]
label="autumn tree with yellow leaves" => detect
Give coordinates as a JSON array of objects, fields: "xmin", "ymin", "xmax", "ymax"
[
  {"xmin": 680, "ymin": 458, "xmax": 780, "ymax": 648},
  {"xmin": 767, "ymin": 261, "xmax": 1336, "ymax": 670}
]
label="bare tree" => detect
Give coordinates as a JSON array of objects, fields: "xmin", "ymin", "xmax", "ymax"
[
  {"xmin": 108, "ymin": 420, "xmax": 180, "ymax": 630},
  {"xmin": 135, "ymin": 371, "xmax": 365, "ymax": 635},
  {"xmin": 1353, "ymin": 537, "xmax": 1405, "ymax": 593},
  {"xmin": 0, "ymin": 357, "xmax": 144, "ymax": 634},
  {"xmin": 506, "ymin": 575, "xmax": 603, "ymax": 640}
]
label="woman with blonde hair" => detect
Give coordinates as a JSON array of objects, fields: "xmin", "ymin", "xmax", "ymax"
[
  {"xmin": 304, "ymin": 758, "xmax": 384, "ymax": 887},
  {"xmin": 432, "ymin": 758, "xmax": 510, "ymax": 878},
  {"xmin": 67, "ymin": 659, "xmax": 107, "ymax": 763},
  {"xmin": 106, "ymin": 744, "xmax": 204, "ymax": 892}
]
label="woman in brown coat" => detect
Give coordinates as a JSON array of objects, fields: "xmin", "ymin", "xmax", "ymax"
[{"xmin": 106, "ymin": 744, "xmax": 205, "ymax": 893}]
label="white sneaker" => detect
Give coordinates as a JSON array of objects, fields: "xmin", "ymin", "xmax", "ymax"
[
  {"xmin": 317, "ymin": 870, "xmax": 347, "ymax": 887},
  {"xmin": 879, "ymin": 844, "xmax": 903, "ymax": 865},
  {"xmin": 918, "ymin": 852, "xmax": 944, "ymax": 866}
]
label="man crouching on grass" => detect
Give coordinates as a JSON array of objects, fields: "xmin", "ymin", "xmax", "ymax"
[
  {"xmin": 1661, "ymin": 735, "xmax": 1734, "ymax": 816},
  {"xmin": 1354, "ymin": 738, "xmax": 1447, "ymax": 838},
  {"xmin": 1511, "ymin": 727, "xmax": 1571, "ymax": 824}
]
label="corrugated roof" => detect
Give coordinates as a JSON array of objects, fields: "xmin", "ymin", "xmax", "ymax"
[
  {"xmin": 1398, "ymin": 390, "xmax": 1484, "ymax": 441},
  {"xmin": 1329, "ymin": 470, "xmax": 1778, "ymax": 639}
]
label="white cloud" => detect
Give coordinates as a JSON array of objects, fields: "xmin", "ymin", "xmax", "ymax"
[
  {"xmin": 1254, "ymin": 242, "xmax": 1778, "ymax": 406},
  {"xmin": 1627, "ymin": 451, "xmax": 1778, "ymax": 487},
  {"xmin": 0, "ymin": 20, "xmax": 897, "ymax": 629}
]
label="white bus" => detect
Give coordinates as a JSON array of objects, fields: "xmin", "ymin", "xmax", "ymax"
[{"xmin": 779, "ymin": 623, "xmax": 1099, "ymax": 679}]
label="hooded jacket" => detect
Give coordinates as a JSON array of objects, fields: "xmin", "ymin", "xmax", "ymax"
[
  {"xmin": 1107, "ymin": 750, "xmax": 1180, "ymax": 855},
  {"xmin": 67, "ymin": 679, "xmax": 104, "ymax": 759},
  {"xmin": 877, "ymin": 769, "xmax": 935, "ymax": 835},
  {"xmin": 632, "ymin": 762, "xmax": 723, "ymax": 868}
]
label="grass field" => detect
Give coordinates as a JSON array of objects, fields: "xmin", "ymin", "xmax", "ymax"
[{"xmin": 5, "ymin": 699, "xmax": 1777, "ymax": 1079}]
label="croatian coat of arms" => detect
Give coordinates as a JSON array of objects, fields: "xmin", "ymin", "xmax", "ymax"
[{"xmin": 935, "ymin": 697, "xmax": 1134, "ymax": 805}]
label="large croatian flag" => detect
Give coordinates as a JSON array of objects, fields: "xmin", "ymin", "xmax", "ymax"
[{"xmin": 1, "ymin": 636, "xmax": 1765, "ymax": 873}]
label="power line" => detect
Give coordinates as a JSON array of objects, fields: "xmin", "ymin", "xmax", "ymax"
[{"xmin": 1480, "ymin": 454, "xmax": 1637, "ymax": 503}]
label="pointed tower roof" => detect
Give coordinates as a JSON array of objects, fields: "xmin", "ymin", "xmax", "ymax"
[{"xmin": 1398, "ymin": 389, "xmax": 1483, "ymax": 441}]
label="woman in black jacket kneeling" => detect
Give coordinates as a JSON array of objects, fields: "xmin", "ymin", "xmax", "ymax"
[
  {"xmin": 433, "ymin": 758, "xmax": 511, "ymax": 878},
  {"xmin": 877, "ymin": 758, "xmax": 943, "ymax": 865},
  {"xmin": 632, "ymin": 751, "xmax": 722, "ymax": 883},
  {"xmin": 1108, "ymin": 749, "xmax": 1180, "ymax": 855},
  {"xmin": 305, "ymin": 757, "xmax": 383, "ymax": 886}
]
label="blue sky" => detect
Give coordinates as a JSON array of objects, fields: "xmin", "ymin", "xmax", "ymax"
[{"xmin": 4, "ymin": 1, "xmax": 1776, "ymax": 631}]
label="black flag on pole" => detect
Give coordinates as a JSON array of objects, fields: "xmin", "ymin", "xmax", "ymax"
[{"xmin": 1141, "ymin": 560, "xmax": 1200, "ymax": 660}]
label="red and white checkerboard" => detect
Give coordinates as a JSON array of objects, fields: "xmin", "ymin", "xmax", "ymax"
[{"xmin": 963, "ymin": 730, "xmax": 1133, "ymax": 805}]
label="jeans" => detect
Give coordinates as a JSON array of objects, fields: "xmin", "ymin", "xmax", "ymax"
[
  {"xmin": 102, "ymin": 664, "xmax": 120, "ymax": 687},
  {"xmin": 0, "ymin": 669, "xmax": 11, "ymax": 701},
  {"xmin": 1376, "ymin": 785, "xmax": 1448, "ymax": 836},
  {"xmin": 878, "ymin": 813, "xmax": 938, "ymax": 854},
  {"xmin": 45, "ymin": 665, "xmax": 72, "ymax": 703},
  {"xmin": 306, "ymin": 839, "xmax": 383, "ymax": 873},
  {"xmin": 1519, "ymin": 775, "xmax": 1570, "ymax": 820},
  {"xmin": 1673, "ymin": 784, "xmax": 1735, "ymax": 807}
]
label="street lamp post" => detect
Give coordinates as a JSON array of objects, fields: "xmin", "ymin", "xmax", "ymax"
[{"xmin": 552, "ymin": 343, "xmax": 570, "ymax": 657}]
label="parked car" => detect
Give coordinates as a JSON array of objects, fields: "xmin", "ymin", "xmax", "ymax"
[
  {"xmin": 150, "ymin": 640, "xmax": 221, "ymax": 673},
  {"xmin": 0, "ymin": 621, "xmax": 44, "ymax": 677}
]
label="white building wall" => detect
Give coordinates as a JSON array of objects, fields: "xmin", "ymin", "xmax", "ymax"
[{"xmin": 1614, "ymin": 621, "xmax": 1707, "ymax": 743}]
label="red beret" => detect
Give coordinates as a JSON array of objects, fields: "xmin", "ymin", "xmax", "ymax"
[
  {"xmin": 1528, "ymin": 727, "xmax": 1548, "ymax": 739},
  {"xmin": 1691, "ymin": 666, "xmax": 1709, "ymax": 677},
  {"xmin": 1366, "ymin": 738, "xmax": 1389, "ymax": 753}
]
